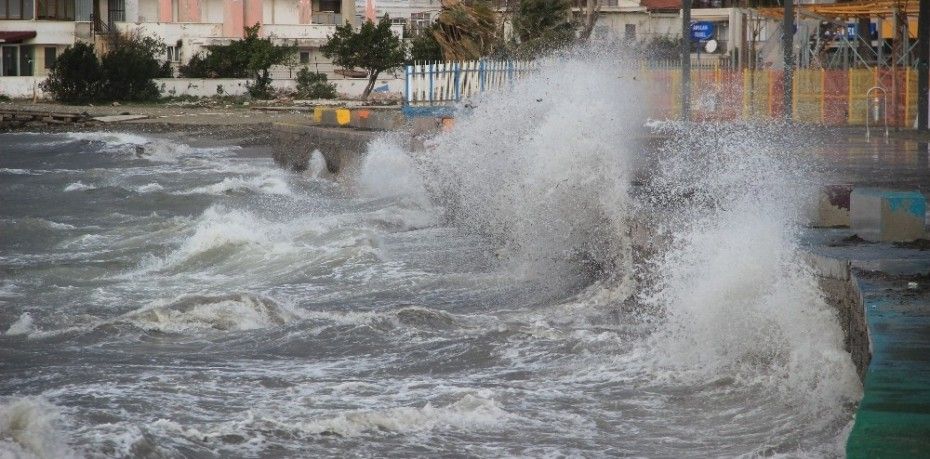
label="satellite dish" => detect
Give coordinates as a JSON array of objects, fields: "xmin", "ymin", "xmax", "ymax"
[{"xmin": 704, "ymin": 39, "xmax": 718, "ymax": 53}]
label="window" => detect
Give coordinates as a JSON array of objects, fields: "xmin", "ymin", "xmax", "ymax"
[
  {"xmin": 1, "ymin": 0, "xmax": 34, "ymax": 19},
  {"xmin": 625, "ymin": 24, "xmax": 636, "ymax": 41},
  {"xmin": 0, "ymin": 46, "xmax": 30, "ymax": 76},
  {"xmin": 410, "ymin": 12, "xmax": 431, "ymax": 36},
  {"xmin": 2, "ymin": 47, "xmax": 17, "ymax": 76},
  {"xmin": 319, "ymin": 0, "xmax": 339, "ymax": 13},
  {"xmin": 299, "ymin": 51, "xmax": 310, "ymax": 64},
  {"xmin": 19, "ymin": 45, "xmax": 32, "ymax": 76},
  {"xmin": 165, "ymin": 46, "xmax": 181, "ymax": 62},
  {"xmin": 44, "ymin": 47, "xmax": 56, "ymax": 69},
  {"xmin": 107, "ymin": 0, "xmax": 125, "ymax": 22},
  {"xmin": 36, "ymin": 0, "xmax": 74, "ymax": 19}
]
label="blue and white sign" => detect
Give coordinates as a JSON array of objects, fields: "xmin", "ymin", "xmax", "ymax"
[
  {"xmin": 846, "ymin": 23, "xmax": 877, "ymax": 40},
  {"xmin": 690, "ymin": 22, "xmax": 716, "ymax": 41}
]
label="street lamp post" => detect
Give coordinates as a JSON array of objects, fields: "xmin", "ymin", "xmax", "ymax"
[
  {"xmin": 681, "ymin": 0, "xmax": 692, "ymax": 121},
  {"xmin": 783, "ymin": 0, "xmax": 794, "ymax": 122}
]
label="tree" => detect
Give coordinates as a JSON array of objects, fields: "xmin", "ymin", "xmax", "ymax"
[
  {"xmin": 512, "ymin": 0, "xmax": 574, "ymax": 56},
  {"xmin": 576, "ymin": 0, "xmax": 600, "ymax": 41},
  {"xmin": 409, "ymin": 27, "xmax": 444, "ymax": 62},
  {"xmin": 178, "ymin": 24, "xmax": 294, "ymax": 99},
  {"xmin": 321, "ymin": 17, "xmax": 405, "ymax": 99},
  {"xmin": 240, "ymin": 24, "xmax": 296, "ymax": 98},
  {"xmin": 41, "ymin": 42, "xmax": 102, "ymax": 104},
  {"xmin": 100, "ymin": 31, "xmax": 167, "ymax": 101},
  {"xmin": 432, "ymin": 0, "xmax": 499, "ymax": 60}
]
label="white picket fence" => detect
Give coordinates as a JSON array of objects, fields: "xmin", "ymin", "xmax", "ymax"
[{"xmin": 404, "ymin": 60, "xmax": 537, "ymax": 105}]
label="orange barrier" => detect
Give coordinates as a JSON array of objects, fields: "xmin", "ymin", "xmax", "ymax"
[{"xmin": 645, "ymin": 68, "xmax": 921, "ymax": 127}]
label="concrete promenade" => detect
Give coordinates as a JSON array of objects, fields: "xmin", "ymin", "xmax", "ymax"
[{"xmin": 808, "ymin": 134, "xmax": 930, "ymax": 456}]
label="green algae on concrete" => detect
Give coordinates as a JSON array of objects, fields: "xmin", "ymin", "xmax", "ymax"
[{"xmin": 846, "ymin": 285, "xmax": 930, "ymax": 458}]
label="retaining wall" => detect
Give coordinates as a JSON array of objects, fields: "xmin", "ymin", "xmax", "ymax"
[
  {"xmin": 0, "ymin": 76, "xmax": 404, "ymax": 99},
  {"xmin": 804, "ymin": 252, "xmax": 871, "ymax": 381},
  {"xmin": 271, "ymin": 122, "xmax": 380, "ymax": 174}
]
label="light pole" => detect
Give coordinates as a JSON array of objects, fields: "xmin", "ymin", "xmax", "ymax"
[
  {"xmin": 783, "ymin": 0, "xmax": 794, "ymax": 122},
  {"xmin": 918, "ymin": 0, "xmax": 929, "ymax": 130},
  {"xmin": 681, "ymin": 0, "xmax": 692, "ymax": 121}
]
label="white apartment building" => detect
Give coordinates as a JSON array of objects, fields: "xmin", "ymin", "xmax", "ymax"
[
  {"xmin": 0, "ymin": 0, "xmax": 357, "ymax": 77},
  {"xmin": 354, "ymin": 0, "xmax": 437, "ymax": 35}
]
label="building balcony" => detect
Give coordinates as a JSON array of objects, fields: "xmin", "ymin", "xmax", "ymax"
[{"xmin": 262, "ymin": 22, "xmax": 337, "ymax": 40}]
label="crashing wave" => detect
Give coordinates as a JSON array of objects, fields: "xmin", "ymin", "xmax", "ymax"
[
  {"xmin": 0, "ymin": 397, "xmax": 75, "ymax": 459},
  {"xmin": 118, "ymin": 293, "xmax": 302, "ymax": 333},
  {"xmin": 181, "ymin": 174, "xmax": 291, "ymax": 196}
]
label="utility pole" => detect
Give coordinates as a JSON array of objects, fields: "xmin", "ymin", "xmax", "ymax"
[
  {"xmin": 681, "ymin": 0, "xmax": 692, "ymax": 121},
  {"xmin": 783, "ymin": 0, "xmax": 794, "ymax": 121},
  {"xmin": 919, "ymin": 0, "xmax": 930, "ymax": 130}
]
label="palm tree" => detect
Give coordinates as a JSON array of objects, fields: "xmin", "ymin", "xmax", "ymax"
[{"xmin": 432, "ymin": 0, "xmax": 499, "ymax": 60}]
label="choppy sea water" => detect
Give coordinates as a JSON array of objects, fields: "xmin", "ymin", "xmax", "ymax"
[{"xmin": 1, "ymin": 57, "xmax": 862, "ymax": 458}]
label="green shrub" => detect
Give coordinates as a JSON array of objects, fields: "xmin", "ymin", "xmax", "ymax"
[
  {"xmin": 179, "ymin": 48, "xmax": 249, "ymax": 78},
  {"xmin": 247, "ymin": 73, "xmax": 275, "ymax": 99},
  {"xmin": 178, "ymin": 24, "xmax": 294, "ymax": 100},
  {"xmin": 409, "ymin": 29, "xmax": 444, "ymax": 63},
  {"xmin": 100, "ymin": 32, "xmax": 166, "ymax": 102},
  {"xmin": 41, "ymin": 33, "xmax": 166, "ymax": 104},
  {"xmin": 295, "ymin": 68, "xmax": 337, "ymax": 99},
  {"xmin": 40, "ymin": 42, "xmax": 102, "ymax": 104}
]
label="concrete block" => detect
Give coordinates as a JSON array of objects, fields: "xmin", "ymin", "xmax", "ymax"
[
  {"xmin": 815, "ymin": 185, "xmax": 852, "ymax": 227},
  {"xmin": 350, "ymin": 108, "xmax": 404, "ymax": 130},
  {"xmin": 320, "ymin": 108, "xmax": 338, "ymax": 126},
  {"xmin": 335, "ymin": 108, "xmax": 351, "ymax": 126},
  {"xmin": 850, "ymin": 188, "xmax": 927, "ymax": 242}
]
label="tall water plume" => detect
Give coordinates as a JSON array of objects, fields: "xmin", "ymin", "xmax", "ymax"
[{"xmin": 365, "ymin": 52, "xmax": 648, "ymax": 295}]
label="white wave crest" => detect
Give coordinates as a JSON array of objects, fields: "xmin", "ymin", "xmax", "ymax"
[
  {"xmin": 64, "ymin": 131, "xmax": 150, "ymax": 147},
  {"xmin": 297, "ymin": 394, "xmax": 509, "ymax": 437},
  {"xmin": 306, "ymin": 150, "xmax": 329, "ymax": 178},
  {"xmin": 63, "ymin": 182, "xmax": 94, "ymax": 192},
  {"xmin": 119, "ymin": 293, "xmax": 302, "ymax": 333},
  {"xmin": 62, "ymin": 132, "xmax": 235, "ymax": 163},
  {"xmin": 0, "ymin": 397, "xmax": 75, "ymax": 459},
  {"xmin": 0, "ymin": 168, "xmax": 40, "ymax": 176},
  {"xmin": 157, "ymin": 205, "xmax": 272, "ymax": 268},
  {"xmin": 135, "ymin": 183, "xmax": 164, "ymax": 193},
  {"xmin": 5, "ymin": 313, "xmax": 37, "ymax": 336},
  {"xmin": 182, "ymin": 174, "xmax": 291, "ymax": 196},
  {"xmin": 641, "ymin": 123, "xmax": 861, "ymax": 412},
  {"xmin": 370, "ymin": 54, "xmax": 640, "ymax": 289},
  {"xmin": 357, "ymin": 138, "xmax": 430, "ymax": 201}
]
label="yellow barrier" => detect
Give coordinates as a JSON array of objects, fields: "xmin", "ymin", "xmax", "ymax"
[{"xmin": 645, "ymin": 67, "xmax": 918, "ymax": 126}]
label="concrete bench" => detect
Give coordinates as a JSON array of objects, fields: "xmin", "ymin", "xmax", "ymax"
[
  {"xmin": 815, "ymin": 185, "xmax": 853, "ymax": 227},
  {"xmin": 850, "ymin": 188, "xmax": 927, "ymax": 242}
]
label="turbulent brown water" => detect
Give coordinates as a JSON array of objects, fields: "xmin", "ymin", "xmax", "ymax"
[{"xmin": 0, "ymin": 55, "xmax": 861, "ymax": 458}]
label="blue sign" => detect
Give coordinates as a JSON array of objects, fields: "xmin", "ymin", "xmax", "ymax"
[
  {"xmin": 690, "ymin": 22, "xmax": 716, "ymax": 41},
  {"xmin": 846, "ymin": 23, "xmax": 877, "ymax": 40}
]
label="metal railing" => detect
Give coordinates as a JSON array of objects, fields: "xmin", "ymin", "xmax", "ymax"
[
  {"xmin": 90, "ymin": 14, "xmax": 113, "ymax": 37},
  {"xmin": 404, "ymin": 60, "xmax": 537, "ymax": 105}
]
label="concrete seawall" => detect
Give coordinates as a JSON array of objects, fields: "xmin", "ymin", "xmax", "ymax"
[
  {"xmin": 271, "ymin": 122, "xmax": 381, "ymax": 174},
  {"xmin": 805, "ymin": 252, "xmax": 871, "ymax": 381}
]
